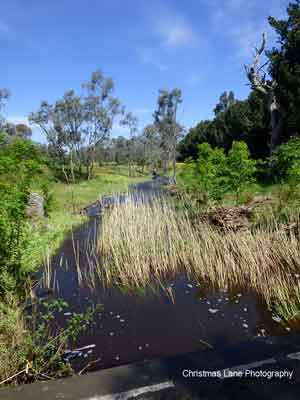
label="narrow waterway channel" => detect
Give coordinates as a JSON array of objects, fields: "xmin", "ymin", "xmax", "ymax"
[{"xmin": 35, "ymin": 179, "xmax": 289, "ymax": 374}]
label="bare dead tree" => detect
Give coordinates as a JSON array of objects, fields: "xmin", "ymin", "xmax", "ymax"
[{"xmin": 244, "ymin": 33, "xmax": 282, "ymax": 152}]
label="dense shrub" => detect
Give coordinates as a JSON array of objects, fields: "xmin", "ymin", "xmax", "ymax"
[
  {"xmin": 179, "ymin": 141, "xmax": 257, "ymax": 205},
  {"xmin": 0, "ymin": 137, "xmax": 43, "ymax": 293}
]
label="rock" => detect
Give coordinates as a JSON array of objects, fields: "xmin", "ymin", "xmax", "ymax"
[{"xmin": 26, "ymin": 192, "xmax": 44, "ymax": 219}]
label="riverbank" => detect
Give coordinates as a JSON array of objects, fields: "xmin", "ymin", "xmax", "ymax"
[
  {"xmin": 0, "ymin": 165, "xmax": 146, "ymax": 387},
  {"xmin": 25, "ymin": 165, "xmax": 147, "ymax": 275}
]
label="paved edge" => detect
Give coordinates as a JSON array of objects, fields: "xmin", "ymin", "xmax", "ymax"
[{"xmin": 1, "ymin": 333, "xmax": 300, "ymax": 400}]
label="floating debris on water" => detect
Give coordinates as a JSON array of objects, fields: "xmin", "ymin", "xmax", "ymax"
[
  {"xmin": 116, "ymin": 315, "xmax": 120, "ymax": 319},
  {"xmin": 243, "ymin": 308, "xmax": 248, "ymax": 312},
  {"xmin": 187, "ymin": 284, "xmax": 193, "ymax": 289},
  {"xmin": 145, "ymin": 343, "xmax": 149, "ymax": 348},
  {"xmin": 115, "ymin": 356, "xmax": 120, "ymax": 361},
  {"xmin": 138, "ymin": 346, "xmax": 143, "ymax": 350},
  {"xmin": 272, "ymin": 316, "xmax": 281, "ymax": 323},
  {"xmin": 208, "ymin": 308, "xmax": 219, "ymax": 314},
  {"xmin": 77, "ymin": 344, "xmax": 96, "ymax": 350},
  {"xmin": 242, "ymin": 323, "xmax": 249, "ymax": 329},
  {"xmin": 63, "ymin": 312, "xmax": 72, "ymax": 316},
  {"xmin": 109, "ymin": 332, "xmax": 115, "ymax": 336}
]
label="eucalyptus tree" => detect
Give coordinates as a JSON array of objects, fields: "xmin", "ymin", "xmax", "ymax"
[
  {"xmin": 154, "ymin": 88, "xmax": 183, "ymax": 180},
  {"xmin": 142, "ymin": 124, "xmax": 162, "ymax": 170},
  {"xmin": 120, "ymin": 112, "xmax": 138, "ymax": 176},
  {"xmin": 54, "ymin": 90, "xmax": 85, "ymax": 180},
  {"xmin": 110, "ymin": 136, "xmax": 129, "ymax": 165},
  {"xmin": 244, "ymin": 33, "xmax": 281, "ymax": 152},
  {"xmin": 82, "ymin": 70, "xmax": 123, "ymax": 179},
  {"xmin": 30, "ymin": 90, "xmax": 85, "ymax": 182},
  {"xmin": 214, "ymin": 91, "xmax": 235, "ymax": 116}
]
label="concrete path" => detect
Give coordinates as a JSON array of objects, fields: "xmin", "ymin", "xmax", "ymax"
[{"xmin": 2, "ymin": 333, "xmax": 300, "ymax": 399}]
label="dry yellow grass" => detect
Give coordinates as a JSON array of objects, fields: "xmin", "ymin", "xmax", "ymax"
[{"xmin": 94, "ymin": 195, "xmax": 300, "ymax": 320}]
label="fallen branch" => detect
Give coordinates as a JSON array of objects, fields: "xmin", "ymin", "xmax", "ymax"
[
  {"xmin": 0, "ymin": 362, "xmax": 32, "ymax": 386},
  {"xmin": 78, "ymin": 358, "xmax": 102, "ymax": 375}
]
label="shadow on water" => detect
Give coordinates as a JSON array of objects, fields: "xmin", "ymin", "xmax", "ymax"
[{"xmin": 34, "ymin": 179, "xmax": 290, "ymax": 373}]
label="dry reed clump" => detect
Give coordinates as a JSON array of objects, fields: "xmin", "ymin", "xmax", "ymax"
[
  {"xmin": 97, "ymin": 196, "xmax": 300, "ymax": 318},
  {"xmin": 0, "ymin": 295, "xmax": 26, "ymax": 385}
]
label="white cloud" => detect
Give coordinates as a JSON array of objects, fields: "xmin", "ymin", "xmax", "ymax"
[
  {"xmin": 142, "ymin": 2, "xmax": 197, "ymax": 49},
  {"xmin": 159, "ymin": 20, "xmax": 196, "ymax": 48},
  {"xmin": 208, "ymin": 0, "xmax": 289, "ymax": 60}
]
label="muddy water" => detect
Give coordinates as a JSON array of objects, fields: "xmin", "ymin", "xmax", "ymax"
[{"xmin": 39, "ymin": 181, "xmax": 287, "ymax": 372}]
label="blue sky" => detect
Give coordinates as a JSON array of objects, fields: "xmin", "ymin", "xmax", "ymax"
[{"xmin": 0, "ymin": 0, "xmax": 290, "ymax": 142}]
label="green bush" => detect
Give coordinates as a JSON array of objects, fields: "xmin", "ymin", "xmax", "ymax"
[
  {"xmin": 0, "ymin": 138, "xmax": 43, "ymax": 294},
  {"xmin": 179, "ymin": 141, "xmax": 257, "ymax": 205},
  {"xmin": 270, "ymin": 137, "xmax": 300, "ymax": 214},
  {"xmin": 226, "ymin": 141, "xmax": 257, "ymax": 204},
  {"xmin": 271, "ymin": 137, "xmax": 300, "ymax": 184}
]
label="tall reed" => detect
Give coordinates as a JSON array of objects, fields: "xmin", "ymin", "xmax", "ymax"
[{"xmin": 96, "ymin": 195, "xmax": 300, "ymax": 320}]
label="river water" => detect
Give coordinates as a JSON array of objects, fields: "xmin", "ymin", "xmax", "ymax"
[{"xmin": 37, "ymin": 180, "xmax": 288, "ymax": 373}]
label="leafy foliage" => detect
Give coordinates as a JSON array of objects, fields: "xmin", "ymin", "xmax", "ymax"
[
  {"xmin": 0, "ymin": 298, "xmax": 102, "ymax": 385},
  {"xmin": 226, "ymin": 141, "xmax": 257, "ymax": 204},
  {"xmin": 179, "ymin": 141, "xmax": 257, "ymax": 205},
  {"xmin": 0, "ymin": 138, "xmax": 43, "ymax": 293},
  {"xmin": 268, "ymin": 0, "xmax": 300, "ymax": 137},
  {"xmin": 178, "ymin": 91, "xmax": 269, "ymax": 161}
]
